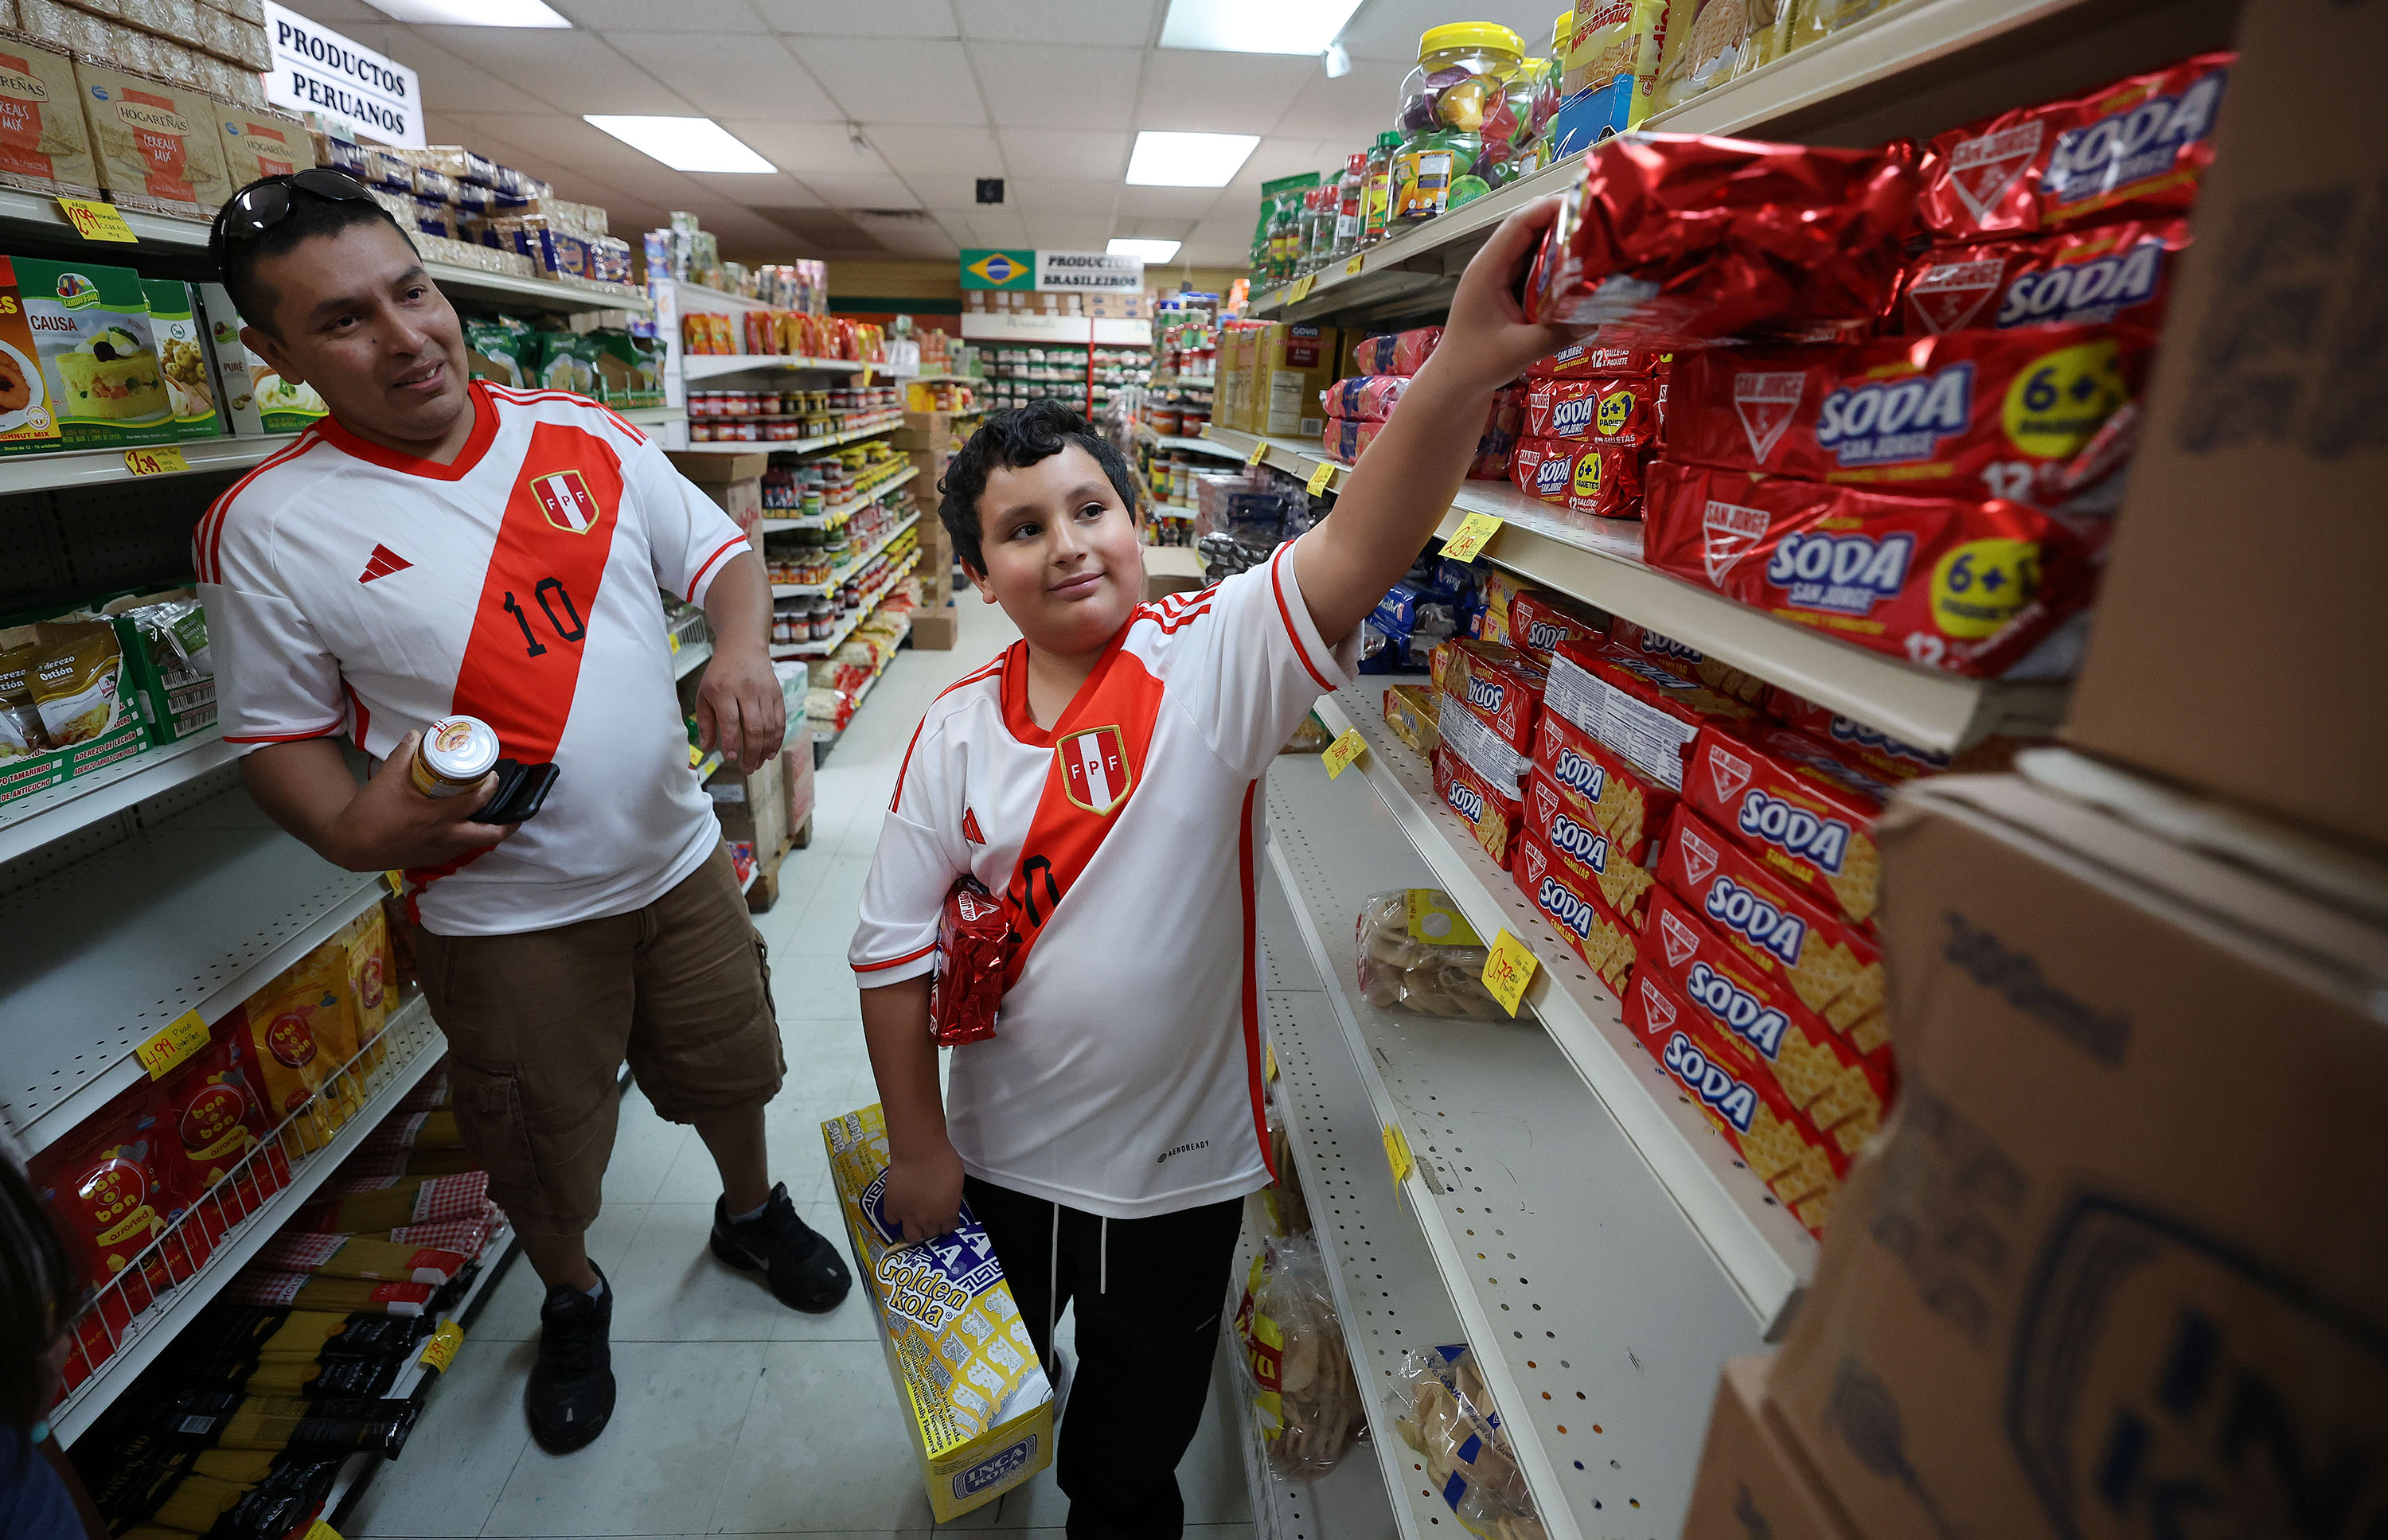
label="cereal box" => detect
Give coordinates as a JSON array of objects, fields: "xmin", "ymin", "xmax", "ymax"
[
  {"xmin": 822, "ymin": 1104, "xmax": 1054, "ymax": 1522},
  {"xmin": 213, "ymin": 101, "xmax": 314, "ymax": 188},
  {"xmin": 73, "ymin": 60, "xmax": 233, "ymax": 220},
  {"xmin": 1680, "ymin": 724, "xmax": 1888, "ymax": 925},
  {"xmin": 0, "ymin": 29, "xmax": 98, "ymax": 199},
  {"xmin": 13, "ymin": 255, "xmax": 173, "ymax": 448},
  {"xmin": 0, "ymin": 256, "xmax": 60, "ymax": 456}
]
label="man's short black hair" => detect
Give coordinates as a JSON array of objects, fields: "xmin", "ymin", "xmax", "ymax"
[
  {"xmin": 217, "ymin": 177, "xmax": 416, "ymax": 337},
  {"xmin": 938, "ymin": 401, "xmax": 1140, "ymax": 576}
]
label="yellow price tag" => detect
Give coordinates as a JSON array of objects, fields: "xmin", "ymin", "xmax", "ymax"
[
  {"xmin": 1481, "ymin": 929, "xmax": 1540, "ymax": 1017},
  {"xmin": 668, "ymin": 633, "xmax": 681, "ymax": 653},
  {"xmin": 1288, "ymin": 273, "xmax": 1316, "ymax": 304},
  {"xmin": 304, "ymin": 1522, "xmax": 344, "ymax": 1540},
  {"xmin": 123, "ymin": 445, "xmax": 191, "ymax": 476},
  {"xmin": 135, "ymin": 1010, "xmax": 209, "ymax": 1081},
  {"xmin": 383, "ymin": 870, "xmax": 404, "ymax": 897},
  {"xmin": 1441, "ymin": 510, "xmax": 1504, "ymax": 564},
  {"xmin": 57, "ymin": 195, "xmax": 135, "ymax": 242},
  {"xmin": 689, "ymin": 744, "xmax": 704, "ymax": 768},
  {"xmin": 417, "ymin": 1321, "xmax": 465, "ymax": 1374},
  {"xmin": 1382, "ymin": 1122, "xmax": 1414, "ymax": 1186},
  {"xmin": 1344, "ymin": 253, "xmax": 1366, "ymax": 275},
  {"xmin": 1265, "ymin": 1042, "xmax": 1279, "ymax": 1082},
  {"xmin": 1322, "ymin": 727, "xmax": 1368, "ymax": 780},
  {"xmin": 1245, "ymin": 438, "xmax": 1268, "ymax": 467},
  {"xmin": 1305, "ymin": 460, "xmax": 1336, "ymax": 496}
]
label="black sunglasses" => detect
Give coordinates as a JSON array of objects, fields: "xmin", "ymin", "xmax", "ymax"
[{"xmin": 209, "ymin": 168, "xmax": 380, "ymax": 270}]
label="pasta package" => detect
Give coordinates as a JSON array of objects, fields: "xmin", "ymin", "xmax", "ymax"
[{"xmin": 822, "ymin": 1103, "xmax": 1054, "ymax": 1522}]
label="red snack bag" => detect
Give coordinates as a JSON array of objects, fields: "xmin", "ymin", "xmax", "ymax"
[
  {"xmin": 1656, "ymin": 808, "xmax": 1887, "ymax": 1045},
  {"xmin": 1437, "ymin": 641, "xmax": 1546, "ymax": 755},
  {"xmin": 930, "ymin": 877, "xmax": 1009, "ymax": 1047},
  {"xmin": 1320, "ymin": 375, "xmax": 1411, "ymax": 420},
  {"xmin": 1351, "ymin": 326, "xmax": 1442, "ymax": 376},
  {"xmin": 1523, "ymin": 376, "xmax": 1659, "ymax": 445},
  {"xmin": 1619, "ymin": 965, "xmax": 1843, "ymax": 1236},
  {"xmin": 1320, "ymin": 416, "xmax": 1383, "ymax": 465},
  {"xmin": 1525, "ymin": 133, "xmax": 1922, "ymax": 347},
  {"xmin": 155, "ymin": 1027, "xmax": 284, "ymax": 1242},
  {"xmin": 1604, "ymin": 618, "xmax": 1766, "ymax": 704},
  {"xmin": 1641, "ymin": 459, "xmax": 2105, "ymax": 678},
  {"xmin": 1504, "ymin": 588, "xmax": 1604, "ymax": 661},
  {"xmin": 1682, "ymin": 724, "xmax": 1887, "ymax": 925},
  {"xmin": 1544, "ymin": 638, "xmax": 1764, "ymax": 793},
  {"xmin": 1469, "ymin": 384, "xmax": 1525, "ymax": 479},
  {"xmin": 1527, "ymin": 342, "xmax": 1666, "ymax": 379},
  {"xmin": 1918, "ymin": 53, "xmax": 2232, "ymax": 240},
  {"xmin": 1512, "ymin": 832, "xmax": 1636, "ymax": 996},
  {"xmin": 1663, "ymin": 324, "xmax": 2152, "ymax": 508},
  {"xmin": 1433, "ymin": 745, "xmax": 1524, "ymax": 869},
  {"xmin": 28, "ymin": 1083, "xmax": 187, "ymax": 1321},
  {"xmin": 1508, "ymin": 438, "xmax": 1645, "ymax": 520},
  {"xmin": 1894, "ymin": 219, "xmax": 2189, "ymax": 337},
  {"xmin": 1534, "ymin": 706, "xmax": 1680, "ymax": 859},
  {"xmin": 1524, "ymin": 769, "xmax": 1660, "ymax": 929}
]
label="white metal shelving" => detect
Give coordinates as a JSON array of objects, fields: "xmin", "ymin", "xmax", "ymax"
[
  {"xmin": 1264, "ymin": 752, "xmax": 1770, "ymax": 1538},
  {"xmin": 810, "ymin": 614, "xmax": 912, "ymax": 750},
  {"xmin": 672, "ymin": 637, "xmax": 714, "ymax": 680},
  {"xmin": 771, "ymin": 548, "xmax": 921, "ymax": 661},
  {"xmin": 673, "ymin": 415, "xmax": 903, "ymax": 457},
  {"xmin": 0, "ymin": 733, "xmax": 238, "ymax": 864},
  {"xmin": 772, "ymin": 513, "xmax": 921, "ymax": 598},
  {"xmin": 758, "ymin": 464, "xmax": 919, "ymax": 533},
  {"xmin": 0, "ymin": 435, "xmax": 302, "ymax": 494},
  {"xmin": 681, "ymin": 353, "xmax": 876, "ymax": 383}
]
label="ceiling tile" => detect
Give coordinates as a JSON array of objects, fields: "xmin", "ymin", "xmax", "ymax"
[
  {"xmin": 329, "ymin": 24, "xmax": 527, "ymax": 114},
  {"xmin": 1115, "ymin": 215, "xmax": 1193, "ymax": 240},
  {"xmin": 1134, "ymin": 50, "xmax": 1316, "ymax": 134},
  {"xmin": 1268, "ymin": 57, "xmax": 1410, "ymax": 142},
  {"xmin": 792, "ymin": 38, "xmax": 987, "ymax": 125},
  {"xmin": 550, "ymin": 0, "xmax": 769, "ymax": 31},
  {"xmin": 800, "ymin": 173, "xmax": 926, "ymax": 211},
  {"xmin": 1114, "ymin": 183, "xmax": 1221, "ymax": 220},
  {"xmin": 415, "ymin": 27, "xmax": 691, "ymax": 114},
  {"xmin": 964, "ymin": 209, "xmax": 1028, "ymax": 244},
  {"xmin": 1004, "ymin": 177, "xmax": 1118, "ymax": 215},
  {"xmin": 1020, "ymin": 215, "xmax": 1111, "ymax": 249},
  {"xmin": 453, "ymin": 112, "xmax": 654, "ymax": 170},
  {"xmin": 950, "ymin": 0, "xmax": 1153, "ymax": 45},
  {"xmin": 683, "ymin": 170, "xmax": 824, "ymax": 205},
  {"xmin": 855, "ymin": 215, "xmax": 956, "ymax": 258},
  {"xmin": 1181, "ymin": 216, "xmax": 1257, "ymax": 265},
  {"xmin": 561, "ymin": 162, "xmax": 718, "ymax": 205},
  {"xmin": 1219, "ymin": 136, "xmax": 1337, "ymax": 197},
  {"xmin": 720, "ymin": 121, "xmax": 892, "ymax": 177},
  {"xmin": 994, "ymin": 127, "xmax": 1129, "ymax": 181},
  {"xmin": 862, "ymin": 123, "xmax": 1001, "ymax": 176},
  {"xmin": 602, "ymin": 34, "xmax": 841, "ymax": 122},
  {"xmin": 970, "ymin": 42, "xmax": 1139, "ymax": 130},
  {"xmin": 1338, "ymin": 0, "xmax": 1563, "ymax": 63},
  {"xmin": 755, "ymin": 0, "xmax": 958, "ymax": 36},
  {"xmin": 904, "ymin": 174, "xmax": 996, "ymax": 208}
]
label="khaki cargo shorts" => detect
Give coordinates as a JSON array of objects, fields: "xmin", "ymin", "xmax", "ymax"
[{"xmin": 415, "ymin": 844, "xmax": 785, "ymax": 1237}]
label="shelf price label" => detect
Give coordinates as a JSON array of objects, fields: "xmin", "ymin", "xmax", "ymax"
[
  {"xmin": 135, "ymin": 1009, "xmax": 209, "ymax": 1081},
  {"xmin": 1481, "ymin": 929, "xmax": 1539, "ymax": 1017},
  {"xmin": 1287, "ymin": 273, "xmax": 1317, "ymax": 304},
  {"xmin": 383, "ymin": 870, "xmax": 404, "ymax": 897},
  {"xmin": 1265, "ymin": 1041, "xmax": 1279, "ymax": 1082},
  {"xmin": 1304, "ymin": 460, "xmax": 1336, "ymax": 496},
  {"xmin": 1322, "ymin": 727, "xmax": 1368, "ymax": 780},
  {"xmin": 57, "ymin": 195, "xmax": 135, "ymax": 243},
  {"xmin": 1344, "ymin": 253, "xmax": 1366, "ymax": 276},
  {"xmin": 1382, "ymin": 1122, "xmax": 1414, "ymax": 1186},
  {"xmin": 123, "ymin": 446, "xmax": 191, "ymax": 477},
  {"xmin": 417, "ymin": 1321, "xmax": 465, "ymax": 1375},
  {"xmin": 1244, "ymin": 438, "xmax": 1269, "ymax": 467},
  {"xmin": 1440, "ymin": 511, "xmax": 1504, "ymax": 564}
]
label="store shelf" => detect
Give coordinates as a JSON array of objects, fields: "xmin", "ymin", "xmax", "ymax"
[
  {"xmin": 960, "ymin": 314, "xmax": 1155, "ymax": 345},
  {"xmin": 1207, "ymin": 427, "xmax": 2062, "ymax": 751},
  {"xmin": 1139, "ymin": 427, "xmax": 1239, "ymax": 458},
  {"xmin": 772, "ymin": 549, "xmax": 920, "ymax": 661},
  {"xmin": 681, "ymin": 353, "xmax": 874, "ymax": 382},
  {"xmin": 672, "ymin": 637, "xmax": 714, "ymax": 680},
  {"xmin": 0, "ymin": 787, "xmax": 388, "ymax": 1156},
  {"xmin": 51, "ymin": 994, "xmax": 447, "ymax": 1445},
  {"xmin": 810, "ymin": 616, "xmax": 911, "ymax": 751},
  {"xmin": 620, "ymin": 406, "xmax": 686, "ymax": 427},
  {"xmin": 772, "ymin": 513, "xmax": 920, "ymax": 597},
  {"xmin": 759, "ymin": 464, "xmax": 919, "ymax": 532},
  {"xmin": 0, "ymin": 434, "xmax": 302, "ymax": 494},
  {"xmin": 0, "ymin": 733, "xmax": 240, "ymax": 865},
  {"xmin": 1263, "ymin": 752, "xmax": 1769, "ymax": 1538},
  {"xmin": 674, "ymin": 415, "xmax": 902, "ymax": 457},
  {"xmin": 664, "ymin": 279, "xmax": 781, "ymax": 314},
  {"xmin": 691, "ymin": 749, "xmax": 724, "ymax": 781}
]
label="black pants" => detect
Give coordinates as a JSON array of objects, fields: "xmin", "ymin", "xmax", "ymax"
[{"xmin": 965, "ymin": 1175, "xmax": 1244, "ymax": 1540}]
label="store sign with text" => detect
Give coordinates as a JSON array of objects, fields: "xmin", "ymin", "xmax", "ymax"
[
  {"xmin": 262, "ymin": 0, "xmax": 423, "ymax": 149},
  {"xmin": 960, "ymin": 248, "xmax": 1142, "ymax": 293}
]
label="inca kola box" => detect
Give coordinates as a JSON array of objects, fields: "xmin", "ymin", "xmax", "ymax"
[{"xmin": 822, "ymin": 1104, "xmax": 1053, "ymax": 1520}]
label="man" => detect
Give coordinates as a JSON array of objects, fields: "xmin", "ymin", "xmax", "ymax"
[{"xmin": 195, "ymin": 170, "xmax": 850, "ymax": 1453}]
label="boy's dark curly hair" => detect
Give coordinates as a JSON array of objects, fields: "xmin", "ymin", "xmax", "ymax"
[{"xmin": 937, "ymin": 401, "xmax": 1140, "ymax": 577}]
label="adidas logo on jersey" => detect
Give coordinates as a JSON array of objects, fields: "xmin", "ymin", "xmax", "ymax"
[{"xmin": 357, "ymin": 544, "xmax": 412, "ymax": 583}]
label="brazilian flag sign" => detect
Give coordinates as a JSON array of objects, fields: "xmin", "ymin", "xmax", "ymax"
[{"xmin": 960, "ymin": 248, "xmax": 1036, "ymax": 290}]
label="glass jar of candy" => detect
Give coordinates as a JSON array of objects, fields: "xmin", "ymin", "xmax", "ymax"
[{"xmin": 1391, "ymin": 25, "xmax": 1523, "ymax": 228}]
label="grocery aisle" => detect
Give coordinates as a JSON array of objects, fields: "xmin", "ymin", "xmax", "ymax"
[{"xmin": 339, "ymin": 594, "xmax": 1258, "ymax": 1540}]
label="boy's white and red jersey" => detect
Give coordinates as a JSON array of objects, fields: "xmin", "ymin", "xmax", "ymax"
[
  {"xmin": 849, "ymin": 542, "xmax": 1358, "ymax": 1218},
  {"xmin": 194, "ymin": 382, "xmax": 751, "ymax": 937}
]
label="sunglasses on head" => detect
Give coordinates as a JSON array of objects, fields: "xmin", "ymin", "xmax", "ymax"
[{"xmin": 209, "ymin": 168, "xmax": 379, "ymax": 270}]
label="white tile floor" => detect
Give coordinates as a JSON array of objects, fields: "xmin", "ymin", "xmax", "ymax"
[{"xmin": 341, "ymin": 593, "xmax": 1260, "ymax": 1540}]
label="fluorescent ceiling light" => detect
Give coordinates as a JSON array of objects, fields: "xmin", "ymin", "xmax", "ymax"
[
  {"xmin": 1108, "ymin": 238, "xmax": 1181, "ymax": 262},
  {"xmin": 1126, "ymin": 131, "xmax": 1258, "ymax": 187},
  {"xmin": 365, "ymin": 0, "xmax": 570, "ymax": 24},
  {"xmin": 584, "ymin": 116, "xmax": 777, "ymax": 173},
  {"xmin": 1159, "ymin": 0, "xmax": 1364, "ymax": 53}
]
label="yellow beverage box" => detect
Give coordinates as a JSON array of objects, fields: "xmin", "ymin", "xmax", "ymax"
[{"xmin": 821, "ymin": 1104, "xmax": 1054, "ymax": 1521}]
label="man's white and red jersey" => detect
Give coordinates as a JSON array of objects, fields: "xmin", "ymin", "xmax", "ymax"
[
  {"xmin": 194, "ymin": 381, "xmax": 751, "ymax": 937},
  {"xmin": 849, "ymin": 542, "xmax": 1358, "ymax": 1218}
]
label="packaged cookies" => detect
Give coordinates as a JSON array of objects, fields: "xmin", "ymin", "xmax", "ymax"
[
  {"xmin": 213, "ymin": 101, "xmax": 313, "ymax": 187},
  {"xmin": 0, "ymin": 29, "xmax": 100, "ymax": 198},
  {"xmin": 14, "ymin": 255, "xmax": 174, "ymax": 448},
  {"xmin": 74, "ymin": 59, "xmax": 234, "ymax": 220}
]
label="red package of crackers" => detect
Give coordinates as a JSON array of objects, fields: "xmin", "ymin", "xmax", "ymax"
[
  {"xmin": 1641, "ymin": 459, "xmax": 2105, "ymax": 678},
  {"xmin": 1682, "ymin": 724, "xmax": 1889, "ymax": 925},
  {"xmin": 1434, "ymin": 745, "xmax": 1524, "ymax": 869},
  {"xmin": 1352, "ymin": 326, "xmax": 1442, "ymax": 376},
  {"xmin": 1918, "ymin": 53, "xmax": 2232, "ymax": 241},
  {"xmin": 1438, "ymin": 641, "xmax": 1546, "ymax": 754},
  {"xmin": 1321, "ymin": 374, "xmax": 1413, "ymax": 420},
  {"xmin": 1525, "ymin": 133, "xmax": 1921, "ymax": 347},
  {"xmin": 1509, "ymin": 437, "xmax": 1645, "ymax": 520},
  {"xmin": 1534, "ymin": 707, "xmax": 1681, "ymax": 859},
  {"xmin": 1763, "ymin": 687, "xmax": 1953, "ymax": 780},
  {"xmin": 1525, "ymin": 768, "xmax": 1660, "ymax": 928},
  {"xmin": 931, "ymin": 876, "xmax": 1010, "ymax": 1046},
  {"xmin": 1513, "ymin": 832, "xmax": 1636, "ymax": 996},
  {"xmin": 1893, "ymin": 218, "xmax": 2190, "ymax": 336},
  {"xmin": 1523, "ymin": 376, "xmax": 1659, "ymax": 446},
  {"xmin": 1620, "ymin": 966, "xmax": 1843, "ymax": 1236},
  {"xmin": 1544, "ymin": 638, "xmax": 1764, "ymax": 793},
  {"xmin": 1605, "ymin": 617, "xmax": 1766, "ymax": 703},
  {"xmin": 1662, "ymin": 323, "xmax": 2152, "ymax": 508},
  {"xmin": 1527, "ymin": 342, "xmax": 1667, "ymax": 379},
  {"xmin": 1504, "ymin": 588, "xmax": 1605, "ymax": 661}
]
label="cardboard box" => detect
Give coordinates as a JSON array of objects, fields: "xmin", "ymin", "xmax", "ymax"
[
  {"xmin": 1141, "ymin": 544, "xmax": 1204, "ymax": 602},
  {"xmin": 821, "ymin": 1104, "xmax": 1055, "ymax": 1521},
  {"xmin": 73, "ymin": 59, "xmax": 232, "ymax": 220},
  {"xmin": 895, "ymin": 411, "xmax": 974, "ymax": 455},
  {"xmin": 910, "ymin": 601, "xmax": 959, "ymax": 651},
  {"xmin": 1252, "ymin": 323, "xmax": 1337, "ymax": 439},
  {"xmin": 1770, "ymin": 771, "xmax": 2388, "ymax": 1540},
  {"xmin": 707, "ymin": 750, "xmax": 787, "ymax": 868},
  {"xmin": 2060, "ymin": 0, "xmax": 2388, "ymax": 856},
  {"xmin": 0, "ymin": 29, "xmax": 99, "ymax": 199},
  {"xmin": 669, "ymin": 450, "xmax": 769, "ymax": 484},
  {"xmin": 213, "ymin": 100, "xmax": 311, "ymax": 187},
  {"xmin": 1683, "ymin": 1356, "xmax": 1858, "ymax": 1540}
]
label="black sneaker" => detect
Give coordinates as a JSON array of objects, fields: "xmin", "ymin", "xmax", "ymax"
[
  {"xmin": 526, "ymin": 1263, "xmax": 615, "ymax": 1452},
  {"xmin": 709, "ymin": 1182, "xmax": 853, "ymax": 1312}
]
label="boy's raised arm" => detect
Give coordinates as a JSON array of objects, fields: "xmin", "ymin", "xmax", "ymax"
[{"xmin": 1293, "ymin": 197, "xmax": 1586, "ymax": 643}]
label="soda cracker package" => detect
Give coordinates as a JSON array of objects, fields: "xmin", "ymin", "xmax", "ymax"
[
  {"xmin": 822, "ymin": 1103, "xmax": 1054, "ymax": 1521},
  {"xmin": 1681, "ymin": 723, "xmax": 1887, "ymax": 925},
  {"xmin": 930, "ymin": 878, "xmax": 1009, "ymax": 1048},
  {"xmin": 1918, "ymin": 52, "xmax": 2232, "ymax": 241},
  {"xmin": 1527, "ymin": 342, "xmax": 1665, "ymax": 379},
  {"xmin": 1503, "ymin": 588, "xmax": 1605, "ymax": 661},
  {"xmin": 1534, "ymin": 705, "xmax": 1680, "ymax": 860},
  {"xmin": 1524, "ymin": 768, "xmax": 1659, "ymax": 928},
  {"xmin": 1523, "ymin": 375, "xmax": 1659, "ymax": 445},
  {"xmin": 1435, "ymin": 687, "xmax": 1530, "ymax": 801},
  {"xmin": 1434, "ymin": 745, "xmax": 1525, "ymax": 869},
  {"xmin": 1319, "ymin": 374, "xmax": 1411, "ymax": 421},
  {"xmin": 1545, "ymin": 638, "xmax": 1763, "ymax": 793},
  {"xmin": 1525, "ymin": 133, "xmax": 1921, "ymax": 347},
  {"xmin": 1509, "ymin": 437, "xmax": 1645, "ymax": 520},
  {"xmin": 1641, "ymin": 459, "xmax": 2105, "ymax": 678},
  {"xmin": 1436, "ymin": 641, "xmax": 1546, "ymax": 754},
  {"xmin": 1620, "ymin": 965, "xmax": 1842, "ymax": 1235},
  {"xmin": 1893, "ymin": 218, "xmax": 2190, "ymax": 336},
  {"xmin": 1762, "ymin": 685, "xmax": 1953, "ymax": 779},
  {"xmin": 1350, "ymin": 326, "xmax": 1441, "ymax": 376},
  {"xmin": 1662, "ymin": 323, "xmax": 2151, "ymax": 507},
  {"xmin": 1606, "ymin": 617, "xmax": 1766, "ymax": 703},
  {"xmin": 1512, "ymin": 832, "xmax": 1636, "ymax": 996}
]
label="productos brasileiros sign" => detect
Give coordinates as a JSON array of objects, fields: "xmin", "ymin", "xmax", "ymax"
[
  {"xmin": 960, "ymin": 250, "xmax": 1143, "ymax": 293},
  {"xmin": 262, "ymin": 0, "xmax": 423, "ymax": 149}
]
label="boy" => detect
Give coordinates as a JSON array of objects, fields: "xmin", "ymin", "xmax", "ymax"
[{"xmin": 849, "ymin": 199, "xmax": 1576, "ymax": 1537}]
